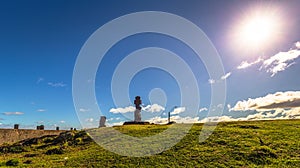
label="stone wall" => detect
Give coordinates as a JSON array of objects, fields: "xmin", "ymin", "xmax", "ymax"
[{"xmin": 0, "ymin": 129, "xmax": 65, "ymax": 145}]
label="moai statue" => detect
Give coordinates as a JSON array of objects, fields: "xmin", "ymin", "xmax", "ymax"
[
  {"xmin": 56, "ymin": 127, "xmax": 59, "ymax": 131},
  {"xmin": 134, "ymin": 96, "xmax": 142, "ymax": 122},
  {"xmin": 37, "ymin": 125, "xmax": 44, "ymax": 130},
  {"xmin": 14, "ymin": 124, "xmax": 19, "ymax": 129},
  {"xmin": 99, "ymin": 116, "xmax": 106, "ymax": 127}
]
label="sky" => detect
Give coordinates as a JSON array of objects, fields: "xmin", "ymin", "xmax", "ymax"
[{"xmin": 0, "ymin": 0, "xmax": 300, "ymax": 129}]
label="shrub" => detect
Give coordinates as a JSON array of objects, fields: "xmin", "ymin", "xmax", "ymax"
[
  {"xmin": 24, "ymin": 153, "xmax": 38, "ymax": 157},
  {"xmin": 6, "ymin": 159, "xmax": 19, "ymax": 166},
  {"xmin": 21, "ymin": 138, "xmax": 40, "ymax": 146},
  {"xmin": 45, "ymin": 147, "xmax": 64, "ymax": 155},
  {"xmin": 248, "ymin": 146, "xmax": 277, "ymax": 164},
  {"xmin": 43, "ymin": 137, "xmax": 54, "ymax": 143},
  {"xmin": 8, "ymin": 145, "xmax": 25, "ymax": 153},
  {"xmin": 53, "ymin": 132, "xmax": 75, "ymax": 144},
  {"xmin": 23, "ymin": 160, "xmax": 32, "ymax": 164},
  {"xmin": 215, "ymin": 139, "xmax": 227, "ymax": 145},
  {"xmin": 0, "ymin": 145, "xmax": 26, "ymax": 154},
  {"xmin": 75, "ymin": 137, "xmax": 83, "ymax": 145},
  {"xmin": 74, "ymin": 131, "xmax": 88, "ymax": 138},
  {"xmin": 239, "ymin": 125, "xmax": 260, "ymax": 129}
]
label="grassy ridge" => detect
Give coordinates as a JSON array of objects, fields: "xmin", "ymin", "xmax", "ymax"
[{"xmin": 0, "ymin": 119, "xmax": 300, "ymax": 167}]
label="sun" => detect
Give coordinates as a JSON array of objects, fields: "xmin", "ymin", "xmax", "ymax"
[
  {"xmin": 240, "ymin": 15, "xmax": 276, "ymax": 45},
  {"xmin": 232, "ymin": 7, "xmax": 282, "ymax": 50}
]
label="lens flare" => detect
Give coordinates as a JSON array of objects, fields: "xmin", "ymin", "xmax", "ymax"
[
  {"xmin": 231, "ymin": 6, "xmax": 282, "ymax": 51},
  {"xmin": 240, "ymin": 15, "xmax": 276, "ymax": 45}
]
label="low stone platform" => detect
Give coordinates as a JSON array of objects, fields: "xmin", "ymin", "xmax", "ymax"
[{"xmin": 123, "ymin": 121, "xmax": 150, "ymax": 125}]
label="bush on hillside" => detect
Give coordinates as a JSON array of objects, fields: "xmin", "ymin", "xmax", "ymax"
[
  {"xmin": 45, "ymin": 147, "xmax": 64, "ymax": 155},
  {"xmin": 6, "ymin": 159, "xmax": 19, "ymax": 166}
]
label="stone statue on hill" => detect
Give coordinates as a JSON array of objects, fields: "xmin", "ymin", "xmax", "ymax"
[{"xmin": 134, "ymin": 96, "xmax": 142, "ymax": 122}]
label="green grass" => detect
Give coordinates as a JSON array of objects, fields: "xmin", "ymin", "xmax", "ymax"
[{"xmin": 0, "ymin": 119, "xmax": 300, "ymax": 167}]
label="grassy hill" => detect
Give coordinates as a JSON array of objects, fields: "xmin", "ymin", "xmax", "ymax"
[{"xmin": 0, "ymin": 119, "xmax": 300, "ymax": 167}]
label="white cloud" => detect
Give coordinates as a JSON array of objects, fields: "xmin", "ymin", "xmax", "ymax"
[
  {"xmin": 172, "ymin": 116, "xmax": 199, "ymax": 123},
  {"xmin": 170, "ymin": 107, "xmax": 186, "ymax": 115},
  {"xmin": 199, "ymin": 116, "xmax": 237, "ymax": 123},
  {"xmin": 146, "ymin": 115, "xmax": 198, "ymax": 124},
  {"xmin": 208, "ymin": 79, "xmax": 215, "ymax": 84},
  {"xmin": 236, "ymin": 42, "xmax": 300, "ymax": 76},
  {"xmin": 109, "ymin": 121, "xmax": 124, "ymax": 126},
  {"xmin": 36, "ymin": 121, "xmax": 44, "ymax": 124},
  {"xmin": 79, "ymin": 108, "xmax": 90, "ymax": 112},
  {"xmin": 60, "ymin": 120, "xmax": 66, "ymax": 123},
  {"xmin": 237, "ymin": 57, "xmax": 263, "ymax": 69},
  {"xmin": 239, "ymin": 108, "xmax": 300, "ymax": 121},
  {"xmin": 48, "ymin": 82, "xmax": 67, "ymax": 87},
  {"xmin": 227, "ymin": 104, "xmax": 231, "ymax": 109},
  {"xmin": 221, "ymin": 72, "xmax": 231, "ymax": 80},
  {"xmin": 107, "ymin": 109, "xmax": 300, "ymax": 126},
  {"xmin": 36, "ymin": 109, "xmax": 46, "ymax": 112},
  {"xmin": 199, "ymin": 107, "xmax": 208, "ymax": 113},
  {"xmin": 146, "ymin": 116, "xmax": 167, "ymax": 124},
  {"xmin": 209, "ymin": 72, "xmax": 231, "ymax": 84},
  {"xmin": 36, "ymin": 77, "xmax": 44, "ymax": 84},
  {"xmin": 262, "ymin": 49, "xmax": 300, "ymax": 77},
  {"xmin": 109, "ymin": 106, "xmax": 135, "ymax": 114},
  {"xmin": 107, "ymin": 117, "xmax": 121, "ymax": 122},
  {"xmin": 217, "ymin": 104, "xmax": 223, "ymax": 108},
  {"xmin": 142, "ymin": 104, "xmax": 165, "ymax": 113},
  {"xmin": 230, "ymin": 91, "xmax": 300, "ymax": 112},
  {"xmin": 296, "ymin": 41, "xmax": 300, "ymax": 49},
  {"xmin": 2, "ymin": 112, "xmax": 24, "ymax": 116},
  {"xmin": 85, "ymin": 118, "xmax": 94, "ymax": 122},
  {"xmin": 202, "ymin": 108, "xmax": 300, "ymax": 122},
  {"xmin": 110, "ymin": 104, "xmax": 165, "ymax": 114}
]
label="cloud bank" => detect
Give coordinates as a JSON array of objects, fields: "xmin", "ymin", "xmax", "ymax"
[
  {"xmin": 109, "ymin": 91, "xmax": 300, "ymax": 125},
  {"xmin": 109, "ymin": 106, "xmax": 135, "ymax": 114},
  {"xmin": 146, "ymin": 116, "xmax": 199, "ymax": 124},
  {"xmin": 208, "ymin": 72, "xmax": 231, "ymax": 84},
  {"xmin": 142, "ymin": 104, "xmax": 165, "ymax": 113},
  {"xmin": 296, "ymin": 41, "xmax": 300, "ymax": 49},
  {"xmin": 230, "ymin": 91, "xmax": 300, "ymax": 111},
  {"xmin": 221, "ymin": 72, "xmax": 232, "ymax": 80},
  {"xmin": 230, "ymin": 91, "xmax": 300, "ymax": 120},
  {"xmin": 199, "ymin": 107, "xmax": 208, "ymax": 112},
  {"xmin": 2, "ymin": 112, "xmax": 24, "ymax": 116},
  {"xmin": 109, "ymin": 104, "xmax": 165, "ymax": 114},
  {"xmin": 48, "ymin": 82, "xmax": 67, "ymax": 87},
  {"xmin": 79, "ymin": 108, "xmax": 90, "ymax": 112},
  {"xmin": 170, "ymin": 107, "xmax": 186, "ymax": 115},
  {"xmin": 237, "ymin": 57, "xmax": 263, "ymax": 69}
]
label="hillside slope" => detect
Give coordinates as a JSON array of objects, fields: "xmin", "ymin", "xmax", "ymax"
[{"xmin": 0, "ymin": 120, "xmax": 300, "ymax": 167}]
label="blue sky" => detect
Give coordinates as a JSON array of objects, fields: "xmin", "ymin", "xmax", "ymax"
[{"xmin": 1, "ymin": 0, "xmax": 300, "ymax": 129}]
